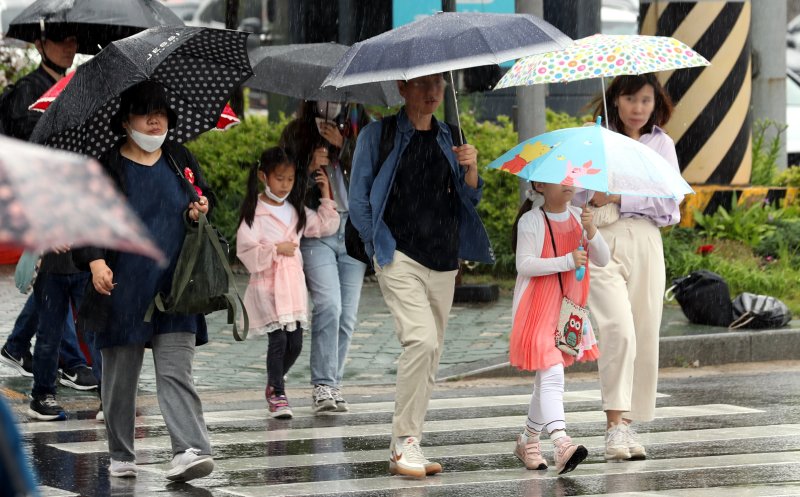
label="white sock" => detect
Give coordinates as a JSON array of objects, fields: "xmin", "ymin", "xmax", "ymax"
[
  {"xmin": 522, "ymin": 426, "xmax": 540, "ymax": 443},
  {"xmin": 550, "ymin": 429, "xmax": 567, "ymax": 442}
]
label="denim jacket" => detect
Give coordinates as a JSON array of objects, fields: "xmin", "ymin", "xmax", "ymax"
[{"xmin": 348, "ymin": 108, "xmax": 494, "ymax": 268}]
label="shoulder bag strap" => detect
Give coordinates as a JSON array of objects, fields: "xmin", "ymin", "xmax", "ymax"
[{"xmin": 543, "ymin": 213, "xmax": 565, "ymax": 297}]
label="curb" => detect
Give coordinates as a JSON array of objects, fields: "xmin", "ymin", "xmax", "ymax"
[{"xmin": 437, "ymin": 327, "xmax": 800, "ymax": 381}]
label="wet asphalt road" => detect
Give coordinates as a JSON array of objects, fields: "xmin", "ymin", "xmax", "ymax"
[{"xmin": 13, "ymin": 362, "xmax": 800, "ymax": 496}]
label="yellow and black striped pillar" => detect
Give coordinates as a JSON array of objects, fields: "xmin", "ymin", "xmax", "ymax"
[{"xmin": 640, "ymin": 0, "xmax": 751, "ymax": 185}]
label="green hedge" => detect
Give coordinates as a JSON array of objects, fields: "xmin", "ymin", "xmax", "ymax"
[{"xmin": 185, "ymin": 109, "xmax": 586, "ymax": 268}]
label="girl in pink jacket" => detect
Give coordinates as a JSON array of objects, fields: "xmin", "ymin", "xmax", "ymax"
[{"xmin": 237, "ymin": 147, "xmax": 339, "ymax": 419}]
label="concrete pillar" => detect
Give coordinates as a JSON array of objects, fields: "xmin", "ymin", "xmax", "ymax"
[
  {"xmin": 515, "ymin": 0, "xmax": 547, "ymax": 202},
  {"xmin": 640, "ymin": 0, "xmax": 752, "ymax": 185}
]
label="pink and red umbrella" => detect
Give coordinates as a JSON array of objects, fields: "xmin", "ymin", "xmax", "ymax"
[
  {"xmin": 0, "ymin": 135, "xmax": 165, "ymax": 263},
  {"xmin": 30, "ymin": 72, "xmax": 240, "ymax": 131}
]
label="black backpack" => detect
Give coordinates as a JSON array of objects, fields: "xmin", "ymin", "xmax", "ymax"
[
  {"xmin": 344, "ymin": 115, "xmax": 460, "ymax": 264},
  {"xmin": 729, "ymin": 292, "xmax": 792, "ymax": 330},
  {"xmin": 665, "ymin": 270, "xmax": 734, "ymax": 327}
]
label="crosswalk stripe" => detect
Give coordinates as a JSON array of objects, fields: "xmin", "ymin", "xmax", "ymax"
[
  {"xmin": 135, "ymin": 423, "xmax": 800, "ymax": 475},
  {"xmin": 49, "ymin": 404, "xmax": 760, "ymax": 454},
  {"xmin": 39, "ymin": 486, "xmax": 78, "ymax": 497},
  {"xmin": 22, "ymin": 390, "xmax": 668, "ymax": 434},
  {"xmin": 216, "ymin": 451, "xmax": 800, "ymax": 497},
  {"xmin": 580, "ymin": 483, "xmax": 800, "ymax": 496}
]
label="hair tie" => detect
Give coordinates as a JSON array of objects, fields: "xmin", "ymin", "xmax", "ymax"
[{"xmin": 525, "ymin": 188, "xmax": 545, "ymax": 209}]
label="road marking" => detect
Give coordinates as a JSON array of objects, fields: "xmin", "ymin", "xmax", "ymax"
[
  {"xmin": 216, "ymin": 451, "xmax": 800, "ymax": 497},
  {"xmin": 25, "ymin": 390, "xmax": 662, "ymax": 434},
  {"xmin": 133, "ymin": 423, "xmax": 800, "ymax": 474},
  {"xmin": 48, "ymin": 404, "xmax": 760, "ymax": 454},
  {"xmin": 580, "ymin": 483, "xmax": 800, "ymax": 496}
]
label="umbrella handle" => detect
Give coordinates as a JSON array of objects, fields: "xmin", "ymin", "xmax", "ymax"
[
  {"xmin": 575, "ymin": 245, "xmax": 585, "ymax": 281},
  {"xmin": 447, "ymin": 71, "xmax": 463, "ymax": 147}
]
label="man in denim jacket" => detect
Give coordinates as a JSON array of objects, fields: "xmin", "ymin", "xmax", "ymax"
[{"xmin": 349, "ymin": 73, "xmax": 493, "ymax": 478}]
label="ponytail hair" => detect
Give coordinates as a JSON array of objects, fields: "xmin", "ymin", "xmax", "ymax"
[
  {"xmin": 238, "ymin": 147, "xmax": 305, "ymax": 233},
  {"xmin": 511, "ymin": 184, "xmax": 545, "ymax": 253}
]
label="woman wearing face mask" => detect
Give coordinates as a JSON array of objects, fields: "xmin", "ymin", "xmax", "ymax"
[
  {"xmin": 279, "ymin": 100, "xmax": 372, "ymax": 414},
  {"xmin": 74, "ymin": 81, "xmax": 215, "ymax": 482}
]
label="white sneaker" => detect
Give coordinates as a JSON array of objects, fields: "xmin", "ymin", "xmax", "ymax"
[
  {"xmin": 166, "ymin": 448, "xmax": 214, "ymax": 482},
  {"xmin": 623, "ymin": 423, "xmax": 647, "ymax": 460},
  {"xmin": 109, "ymin": 459, "xmax": 138, "ymax": 478},
  {"xmin": 605, "ymin": 423, "xmax": 632, "ymax": 461},
  {"xmin": 388, "ymin": 437, "xmax": 427, "ymax": 478}
]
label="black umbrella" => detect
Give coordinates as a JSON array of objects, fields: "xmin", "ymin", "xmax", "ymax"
[
  {"xmin": 7, "ymin": 0, "xmax": 183, "ymax": 54},
  {"xmin": 246, "ymin": 43, "xmax": 403, "ymax": 107},
  {"xmin": 30, "ymin": 25, "xmax": 253, "ymax": 158}
]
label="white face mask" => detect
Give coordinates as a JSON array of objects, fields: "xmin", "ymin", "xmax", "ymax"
[
  {"xmin": 316, "ymin": 101, "xmax": 341, "ymax": 121},
  {"xmin": 264, "ymin": 185, "xmax": 290, "ymax": 203},
  {"xmin": 129, "ymin": 128, "xmax": 167, "ymax": 153}
]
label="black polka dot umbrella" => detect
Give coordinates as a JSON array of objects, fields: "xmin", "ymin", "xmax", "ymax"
[{"xmin": 29, "ymin": 25, "xmax": 253, "ymax": 158}]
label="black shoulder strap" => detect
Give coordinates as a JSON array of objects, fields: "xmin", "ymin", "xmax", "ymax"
[{"xmin": 376, "ymin": 114, "xmax": 397, "ymax": 175}]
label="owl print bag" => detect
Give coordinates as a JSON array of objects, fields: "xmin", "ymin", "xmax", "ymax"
[{"xmin": 545, "ymin": 215, "xmax": 590, "ymax": 357}]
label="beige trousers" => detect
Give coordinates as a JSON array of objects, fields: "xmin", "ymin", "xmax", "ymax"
[
  {"xmin": 590, "ymin": 218, "xmax": 665, "ymax": 422},
  {"xmin": 375, "ymin": 251, "xmax": 458, "ymax": 441}
]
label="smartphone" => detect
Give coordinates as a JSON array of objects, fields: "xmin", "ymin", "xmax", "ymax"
[{"xmin": 315, "ymin": 117, "xmax": 336, "ymax": 134}]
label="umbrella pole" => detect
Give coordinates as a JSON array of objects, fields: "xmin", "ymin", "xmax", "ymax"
[
  {"xmin": 601, "ymin": 76, "xmax": 609, "ymax": 129},
  {"xmin": 447, "ymin": 71, "xmax": 463, "ymax": 146}
]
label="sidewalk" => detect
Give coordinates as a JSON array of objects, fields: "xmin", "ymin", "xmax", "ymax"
[{"xmin": 1, "ymin": 264, "xmax": 798, "ymax": 398}]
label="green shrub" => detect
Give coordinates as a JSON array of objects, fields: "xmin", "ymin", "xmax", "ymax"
[
  {"xmin": 776, "ymin": 165, "xmax": 800, "ymax": 186},
  {"xmin": 693, "ymin": 193, "xmax": 783, "ymax": 247},
  {"xmin": 750, "ymin": 119, "xmax": 785, "ymax": 186},
  {"xmin": 755, "ymin": 218, "xmax": 800, "ymax": 258}
]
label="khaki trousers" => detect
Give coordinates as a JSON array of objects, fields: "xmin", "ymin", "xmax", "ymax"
[
  {"xmin": 375, "ymin": 251, "xmax": 457, "ymax": 441},
  {"xmin": 590, "ymin": 218, "xmax": 665, "ymax": 422}
]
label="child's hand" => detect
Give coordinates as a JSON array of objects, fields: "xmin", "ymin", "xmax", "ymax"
[
  {"xmin": 313, "ymin": 169, "xmax": 332, "ymax": 199},
  {"xmin": 310, "ymin": 146, "xmax": 329, "ymax": 171},
  {"xmin": 580, "ymin": 206, "xmax": 597, "ymax": 239},
  {"xmin": 276, "ymin": 242, "xmax": 298, "ymax": 256},
  {"xmin": 572, "ymin": 247, "xmax": 587, "ymax": 268}
]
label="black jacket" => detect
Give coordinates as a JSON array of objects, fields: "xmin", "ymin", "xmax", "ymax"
[
  {"xmin": 73, "ymin": 140, "xmax": 216, "ymax": 334},
  {"xmin": 0, "ymin": 66, "xmax": 55, "ymax": 140}
]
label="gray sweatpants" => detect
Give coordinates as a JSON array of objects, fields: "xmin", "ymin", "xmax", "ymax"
[{"xmin": 101, "ymin": 332, "xmax": 211, "ymax": 462}]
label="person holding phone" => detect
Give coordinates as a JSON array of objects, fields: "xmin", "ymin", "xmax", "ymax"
[{"xmin": 279, "ymin": 100, "xmax": 372, "ymax": 413}]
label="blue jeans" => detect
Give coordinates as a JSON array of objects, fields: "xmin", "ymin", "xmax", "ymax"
[
  {"xmin": 301, "ymin": 213, "xmax": 366, "ymax": 387},
  {"xmin": 31, "ymin": 272, "xmax": 91, "ymax": 396},
  {"xmin": 5, "ymin": 294, "xmax": 87, "ymax": 371}
]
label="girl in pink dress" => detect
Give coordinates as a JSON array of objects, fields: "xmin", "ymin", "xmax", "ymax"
[
  {"xmin": 509, "ymin": 181, "xmax": 610, "ymax": 475},
  {"xmin": 237, "ymin": 147, "xmax": 339, "ymax": 419}
]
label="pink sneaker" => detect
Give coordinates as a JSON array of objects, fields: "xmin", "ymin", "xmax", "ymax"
[
  {"xmin": 553, "ymin": 435, "xmax": 587, "ymax": 475},
  {"xmin": 513, "ymin": 434, "xmax": 547, "ymax": 470},
  {"xmin": 265, "ymin": 385, "xmax": 293, "ymax": 419}
]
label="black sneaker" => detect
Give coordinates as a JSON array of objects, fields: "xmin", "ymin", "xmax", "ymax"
[
  {"xmin": 27, "ymin": 394, "xmax": 66, "ymax": 421},
  {"xmin": 0, "ymin": 345, "xmax": 33, "ymax": 377},
  {"xmin": 59, "ymin": 365, "xmax": 98, "ymax": 391}
]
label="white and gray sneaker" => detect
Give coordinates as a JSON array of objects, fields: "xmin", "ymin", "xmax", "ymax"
[
  {"xmin": 605, "ymin": 423, "xmax": 632, "ymax": 461},
  {"xmin": 166, "ymin": 448, "xmax": 214, "ymax": 482},
  {"xmin": 623, "ymin": 423, "xmax": 647, "ymax": 460},
  {"xmin": 332, "ymin": 387, "xmax": 349, "ymax": 412},
  {"xmin": 388, "ymin": 436, "xmax": 428, "ymax": 478},
  {"xmin": 312, "ymin": 384, "xmax": 337, "ymax": 413},
  {"xmin": 109, "ymin": 459, "xmax": 138, "ymax": 478}
]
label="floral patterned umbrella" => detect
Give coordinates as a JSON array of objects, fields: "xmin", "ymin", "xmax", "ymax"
[
  {"xmin": 495, "ymin": 34, "xmax": 710, "ymax": 88},
  {"xmin": 494, "ymin": 34, "xmax": 710, "ymax": 122},
  {"xmin": 0, "ymin": 135, "xmax": 164, "ymax": 262}
]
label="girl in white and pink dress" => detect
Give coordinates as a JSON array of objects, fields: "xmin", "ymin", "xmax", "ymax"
[
  {"xmin": 236, "ymin": 147, "xmax": 339, "ymax": 419},
  {"xmin": 509, "ymin": 181, "xmax": 609, "ymax": 475}
]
